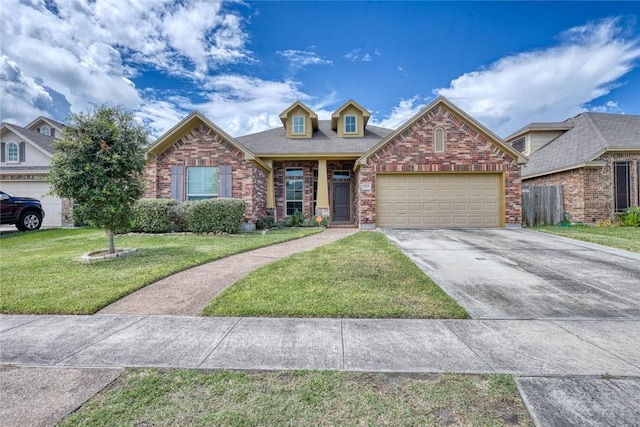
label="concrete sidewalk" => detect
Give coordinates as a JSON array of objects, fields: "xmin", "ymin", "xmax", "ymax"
[
  {"xmin": 2, "ymin": 315, "xmax": 639, "ymax": 375},
  {"xmin": 3, "ymin": 316, "xmax": 640, "ymax": 426}
]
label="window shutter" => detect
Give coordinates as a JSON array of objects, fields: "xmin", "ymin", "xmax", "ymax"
[
  {"xmin": 36, "ymin": 127, "xmax": 40, "ymax": 133},
  {"xmin": 170, "ymin": 165, "xmax": 184, "ymax": 201},
  {"xmin": 51, "ymin": 128, "xmax": 55, "ymax": 137},
  {"xmin": 219, "ymin": 165, "xmax": 232, "ymax": 197},
  {"xmin": 19, "ymin": 142, "xmax": 26, "ymax": 162},
  {"xmin": 1, "ymin": 143, "xmax": 5, "ymax": 163}
]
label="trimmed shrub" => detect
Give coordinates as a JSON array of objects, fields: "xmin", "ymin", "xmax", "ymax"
[
  {"xmin": 130, "ymin": 199, "xmax": 183, "ymax": 233},
  {"xmin": 185, "ymin": 198, "xmax": 246, "ymax": 233},
  {"xmin": 256, "ymin": 215, "xmax": 275, "ymax": 230}
]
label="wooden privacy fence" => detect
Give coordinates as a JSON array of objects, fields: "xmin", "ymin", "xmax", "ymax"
[{"xmin": 522, "ymin": 185, "xmax": 564, "ymax": 227}]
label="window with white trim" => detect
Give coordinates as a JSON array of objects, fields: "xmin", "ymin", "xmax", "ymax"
[
  {"xmin": 285, "ymin": 168, "xmax": 303, "ymax": 215},
  {"xmin": 434, "ymin": 128, "xmax": 445, "ymax": 153},
  {"xmin": 292, "ymin": 116, "xmax": 305, "ymax": 135},
  {"xmin": 344, "ymin": 115, "xmax": 356, "ymax": 133},
  {"xmin": 512, "ymin": 137, "xmax": 525, "ymax": 153},
  {"xmin": 41, "ymin": 126, "xmax": 50, "ymax": 136},
  {"xmin": 187, "ymin": 167, "xmax": 218, "ymax": 200},
  {"xmin": 7, "ymin": 142, "xmax": 18, "ymax": 163}
]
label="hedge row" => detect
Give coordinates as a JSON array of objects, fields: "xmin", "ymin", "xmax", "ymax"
[{"xmin": 129, "ymin": 198, "xmax": 246, "ymax": 233}]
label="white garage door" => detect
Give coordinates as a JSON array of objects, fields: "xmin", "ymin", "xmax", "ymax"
[
  {"xmin": 0, "ymin": 180, "xmax": 63, "ymax": 227},
  {"xmin": 376, "ymin": 174, "xmax": 502, "ymax": 228}
]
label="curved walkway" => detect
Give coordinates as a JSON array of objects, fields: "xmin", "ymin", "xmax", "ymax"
[{"xmin": 98, "ymin": 228, "xmax": 358, "ymax": 316}]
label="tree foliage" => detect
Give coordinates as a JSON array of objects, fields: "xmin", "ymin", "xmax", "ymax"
[{"xmin": 49, "ymin": 105, "xmax": 148, "ymax": 252}]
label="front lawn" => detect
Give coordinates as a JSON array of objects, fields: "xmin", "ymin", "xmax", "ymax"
[
  {"xmin": 202, "ymin": 231, "xmax": 469, "ymax": 319},
  {"xmin": 535, "ymin": 225, "xmax": 640, "ymax": 253},
  {"xmin": 0, "ymin": 227, "xmax": 322, "ymax": 314},
  {"xmin": 59, "ymin": 369, "xmax": 532, "ymax": 427}
]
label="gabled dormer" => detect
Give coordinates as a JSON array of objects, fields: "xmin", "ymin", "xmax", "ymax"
[
  {"xmin": 25, "ymin": 116, "xmax": 65, "ymax": 138},
  {"xmin": 279, "ymin": 101, "xmax": 318, "ymax": 139},
  {"xmin": 331, "ymin": 99, "xmax": 370, "ymax": 138}
]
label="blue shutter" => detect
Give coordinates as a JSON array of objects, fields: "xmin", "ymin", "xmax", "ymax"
[
  {"xmin": 1, "ymin": 143, "xmax": 5, "ymax": 163},
  {"xmin": 219, "ymin": 165, "xmax": 232, "ymax": 197},
  {"xmin": 170, "ymin": 165, "xmax": 184, "ymax": 201}
]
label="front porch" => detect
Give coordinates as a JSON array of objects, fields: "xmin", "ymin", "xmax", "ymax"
[{"xmin": 267, "ymin": 159, "xmax": 357, "ymax": 225}]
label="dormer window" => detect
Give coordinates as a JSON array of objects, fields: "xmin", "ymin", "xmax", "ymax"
[
  {"xmin": 292, "ymin": 116, "xmax": 305, "ymax": 135},
  {"xmin": 7, "ymin": 142, "xmax": 19, "ymax": 162},
  {"xmin": 344, "ymin": 115, "xmax": 357, "ymax": 133},
  {"xmin": 41, "ymin": 126, "xmax": 50, "ymax": 136}
]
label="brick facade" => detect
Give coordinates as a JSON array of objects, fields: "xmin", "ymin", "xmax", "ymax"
[
  {"xmin": 272, "ymin": 160, "xmax": 356, "ymax": 222},
  {"xmin": 144, "ymin": 123, "xmax": 267, "ymax": 224},
  {"xmin": 357, "ymin": 105, "xmax": 522, "ymax": 227},
  {"xmin": 524, "ymin": 152, "xmax": 640, "ymax": 223}
]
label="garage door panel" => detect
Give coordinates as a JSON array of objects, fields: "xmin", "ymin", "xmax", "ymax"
[
  {"xmin": 0, "ymin": 181, "xmax": 62, "ymax": 227},
  {"xmin": 377, "ymin": 174, "xmax": 501, "ymax": 228}
]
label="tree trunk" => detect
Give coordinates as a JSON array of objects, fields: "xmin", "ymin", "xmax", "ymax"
[{"xmin": 107, "ymin": 230, "xmax": 115, "ymax": 254}]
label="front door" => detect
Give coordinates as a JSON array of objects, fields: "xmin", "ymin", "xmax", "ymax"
[{"xmin": 333, "ymin": 182, "xmax": 350, "ymax": 221}]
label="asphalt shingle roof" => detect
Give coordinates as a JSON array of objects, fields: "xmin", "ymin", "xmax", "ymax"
[
  {"xmin": 522, "ymin": 113, "xmax": 640, "ymax": 178},
  {"xmin": 236, "ymin": 120, "xmax": 394, "ymax": 155},
  {"xmin": 1, "ymin": 123, "xmax": 56, "ymax": 155}
]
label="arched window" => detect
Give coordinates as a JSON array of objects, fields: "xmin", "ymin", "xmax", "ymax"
[
  {"xmin": 434, "ymin": 128, "xmax": 445, "ymax": 153},
  {"xmin": 41, "ymin": 126, "xmax": 50, "ymax": 136},
  {"xmin": 7, "ymin": 142, "xmax": 19, "ymax": 162}
]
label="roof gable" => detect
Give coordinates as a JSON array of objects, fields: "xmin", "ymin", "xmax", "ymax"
[
  {"xmin": 522, "ymin": 113, "xmax": 640, "ymax": 178},
  {"xmin": 25, "ymin": 116, "xmax": 65, "ymax": 133},
  {"xmin": 278, "ymin": 101, "xmax": 318, "ymax": 130},
  {"xmin": 331, "ymin": 99, "xmax": 371, "ymax": 131},
  {"xmin": 0, "ymin": 122, "xmax": 55, "ymax": 157},
  {"xmin": 146, "ymin": 111, "xmax": 268, "ymax": 171},
  {"xmin": 357, "ymin": 96, "xmax": 527, "ymax": 166}
]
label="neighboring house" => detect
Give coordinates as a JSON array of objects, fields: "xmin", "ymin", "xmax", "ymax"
[
  {"xmin": 145, "ymin": 96, "xmax": 526, "ymax": 230},
  {"xmin": 0, "ymin": 116, "xmax": 69, "ymax": 227},
  {"xmin": 506, "ymin": 113, "xmax": 640, "ymax": 223}
]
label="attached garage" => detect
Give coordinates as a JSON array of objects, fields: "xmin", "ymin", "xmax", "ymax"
[
  {"xmin": 376, "ymin": 173, "xmax": 502, "ymax": 228},
  {"xmin": 0, "ymin": 180, "xmax": 63, "ymax": 227}
]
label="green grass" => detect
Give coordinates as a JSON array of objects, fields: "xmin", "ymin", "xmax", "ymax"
[
  {"xmin": 535, "ymin": 225, "xmax": 640, "ymax": 253},
  {"xmin": 59, "ymin": 369, "xmax": 533, "ymax": 427},
  {"xmin": 0, "ymin": 227, "xmax": 322, "ymax": 314},
  {"xmin": 202, "ymin": 231, "xmax": 469, "ymax": 319}
]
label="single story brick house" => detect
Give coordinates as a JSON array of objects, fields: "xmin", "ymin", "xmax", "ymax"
[
  {"xmin": 505, "ymin": 112, "xmax": 640, "ymax": 223},
  {"xmin": 145, "ymin": 96, "xmax": 527, "ymax": 230}
]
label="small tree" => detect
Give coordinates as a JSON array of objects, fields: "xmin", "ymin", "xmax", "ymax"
[{"xmin": 50, "ymin": 105, "xmax": 148, "ymax": 254}]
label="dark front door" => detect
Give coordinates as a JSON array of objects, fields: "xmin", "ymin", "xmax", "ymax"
[{"xmin": 333, "ymin": 182, "xmax": 350, "ymax": 221}]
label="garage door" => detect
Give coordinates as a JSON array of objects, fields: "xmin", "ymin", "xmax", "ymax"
[
  {"xmin": 0, "ymin": 180, "xmax": 63, "ymax": 227},
  {"xmin": 376, "ymin": 174, "xmax": 502, "ymax": 228}
]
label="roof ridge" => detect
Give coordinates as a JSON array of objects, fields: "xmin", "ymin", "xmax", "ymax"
[{"xmin": 581, "ymin": 113, "xmax": 609, "ymax": 151}]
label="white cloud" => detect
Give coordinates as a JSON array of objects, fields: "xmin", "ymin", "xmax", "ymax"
[
  {"xmin": 344, "ymin": 48, "xmax": 377, "ymax": 62},
  {"xmin": 588, "ymin": 100, "xmax": 622, "ymax": 113},
  {"xmin": 371, "ymin": 96, "xmax": 430, "ymax": 130},
  {"xmin": 277, "ymin": 50, "xmax": 333, "ymax": 68},
  {"xmin": 0, "ymin": 0, "xmax": 252, "ymax": 125},
  {"xmin": 435, "ymin": 17, "xmax": 640, "ymax": 136}
]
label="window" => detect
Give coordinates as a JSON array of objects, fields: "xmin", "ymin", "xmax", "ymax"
[
  {"xmin": 434, "ymin": 128, "xmax": 445, "ymax": 153},
  {"xmin": 40, "ymin": 126, "xmax": 50, "ymax": 136},
  {"xmin": 512, "ymin": 137, "xmax": 525, "ymax": 153},
  {"xmin": 333, "ymin": 170, "xmax": 350, "ymax": 181},
  {"xmin": 7, "ymin": 142, "xmax": 18, "ymax": 162},
  {"xmin": 614, "ymin": 161, "xmax": 630, "ymax": 212},
  {"xmin": 187, "ymin": 167, "xmax": 218, "ymax": 200},
  {"xmin": 344, "ymin": 115, "xmax": 356, "ymax": 133},
  {"xmin": 285, "ymin": 168, "xmax": 303, "ymax": 215},
  {"xmin": 292, "ymin": 116, "xmax": 305, "ymax": 135}
]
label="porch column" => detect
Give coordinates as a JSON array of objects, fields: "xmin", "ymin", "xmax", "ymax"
[
  {"xmin": 265, "ymin": 160, "xmax": 275, "ymax": 210},
  {"xmin": 316, "ymin": 159, "xmax": 330, "ymax": 218}
]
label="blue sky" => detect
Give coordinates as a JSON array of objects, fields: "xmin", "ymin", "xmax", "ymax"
[{"xmin": 2, "ymin": 1, "xmax": 639, "ymax": 139}]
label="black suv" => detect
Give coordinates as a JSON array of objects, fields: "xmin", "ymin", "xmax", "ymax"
[{"xmin": 0, "ymin": 191, "xmax": 45, "ymax": 231}]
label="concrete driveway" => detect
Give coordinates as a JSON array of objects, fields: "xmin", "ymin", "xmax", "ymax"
[{"xmin": 382, "ymin": 228, "xmax": 640, "ymax": 319}]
